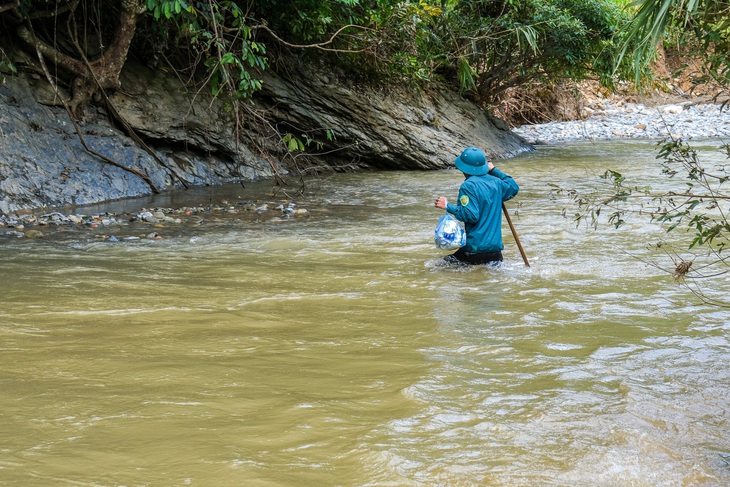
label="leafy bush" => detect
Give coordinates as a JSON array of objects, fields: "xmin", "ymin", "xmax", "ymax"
[{"xmin": 437, "ymin": 0, "xmax": 630, "ymax": 103}]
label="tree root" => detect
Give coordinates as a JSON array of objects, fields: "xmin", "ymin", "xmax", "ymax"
[
  {"xmin": 0, "ymin": 0, "xmax": 18, "ymax": 14},
  {"xmin": 98, "ymin": 88, "xmax": 189, "ymax": 189},
  {"xmin": 33, "ymin": 44, "xmax": 160, "ymax": 194},
  {"xmin": 16, "ymin": 0, "xmax": 188, "ymax": 193}
]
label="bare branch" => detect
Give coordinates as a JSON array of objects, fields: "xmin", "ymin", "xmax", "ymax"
[
  {"xmin": 251, "ymin": 23, "xmax": 372, "ymax": 53},
  {"xmin": 32, "ymin": 43, "xmax": 160, "ymax": 194},
  {"xmin": 0, "ymin": 0, "xmax": 18, "ymax": 14}
]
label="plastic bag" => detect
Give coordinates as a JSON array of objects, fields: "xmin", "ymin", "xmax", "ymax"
[{"xmin": 434, "ymin": 213, "xmax": 466, "ymax": 250}]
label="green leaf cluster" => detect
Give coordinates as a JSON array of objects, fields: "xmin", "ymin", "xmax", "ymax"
[
  {"xmin": 308, "ymin": 0, "xmax": 627, "ymax": 97},
  {"xmin": 451, "ymin": 0, "xmax": 630, "ymax": 100},
  {"xmin": 142, "ymin": 1, "xmax": 267, "ymax": 99},
  {"xmin": 618, "ymin": 0, "xmax": 730, "ymax": 93},
  {"xmin": 4, "ymin": 1, "xmax": 635, "ymax": 103}
]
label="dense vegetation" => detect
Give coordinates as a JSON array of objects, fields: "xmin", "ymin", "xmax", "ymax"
[{"xmin": 0, "ymin": 0, "xmax": 633, "ymax": 119}]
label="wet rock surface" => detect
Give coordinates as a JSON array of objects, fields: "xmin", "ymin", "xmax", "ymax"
[
  {"xmin": 0, "ymin": 62, "xmax": 531, "ymax": 216},
  {"xmin": 0, "ymin": 199, "xmax": 313, "ymax": 244}
]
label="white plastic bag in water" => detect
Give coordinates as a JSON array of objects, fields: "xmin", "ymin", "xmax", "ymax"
[{"xmin": 434, "ymin": 213, "xmax": 466, "ymax": 250}]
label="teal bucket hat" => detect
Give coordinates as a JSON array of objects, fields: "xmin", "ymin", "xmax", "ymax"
[{"xmin": 454, "ymin": 147, "xmax": 489, "ymax": 175}]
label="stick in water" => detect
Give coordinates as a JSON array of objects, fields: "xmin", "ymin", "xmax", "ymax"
[{"xmin": 502, "ymin": 203, "xmax": 530, "ymax": 267}]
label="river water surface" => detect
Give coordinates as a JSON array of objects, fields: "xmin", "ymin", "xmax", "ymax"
[{"xmin": 2, "ymin": 140, "xmax": 730, "ymax": 486}]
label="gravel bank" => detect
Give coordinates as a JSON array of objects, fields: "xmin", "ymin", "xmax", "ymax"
[
  {"xmin": 512, "ymin": 101, "xmax": 730, "ymax": 145},
  {"xmin": 0, "ymin": 200, "xmax": 311, "ymax": 243}
]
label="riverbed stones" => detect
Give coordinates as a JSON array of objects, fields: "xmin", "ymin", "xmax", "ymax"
[
  {"xmin": 513, "ymin": 101, "xmax": 730, "ymax": 144},
  {"xmin": 0, "ymin": 199, "xmax": 311, "ymax": 242}
]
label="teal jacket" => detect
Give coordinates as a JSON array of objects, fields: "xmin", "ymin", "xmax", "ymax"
[{"xmin": 445, "ymin": 168, "xmax": 519, "ymax": 253}]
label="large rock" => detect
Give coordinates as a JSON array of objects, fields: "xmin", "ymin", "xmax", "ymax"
[
  {"xmin": 0, "ymin": 72, "xmax": 262, "ymax": 215},
  {"xmin": 255, "ymin": 66, "xmax": 529, "ymax": 170},
  {"xmin": 0, "ymin": 63, "xmax": 531, "ymax": 215}
]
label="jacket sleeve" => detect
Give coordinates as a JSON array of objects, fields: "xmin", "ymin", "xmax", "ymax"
[
  {"xmin": 445, "ymin": 185, "xmax": 479, "ymax": 223},
  {"xmin": 490, "ymin": 167, "xmax": 519, "ymax": 201}
]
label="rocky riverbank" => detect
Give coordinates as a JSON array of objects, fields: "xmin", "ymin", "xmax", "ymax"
[
  {"xmin": 513, "ymin": 100, "xmax": 730, "ymax": 144},
  {"xmin": 0, "ymin": 198, "xmax": 312, "ymax": 243},
  {"xmin": 0, "ymin": 64, "xmax": 530, "ymax": 217},
  {"xmin": 4, "ymin": 95, "xmax": 727, "ymax": 244}
]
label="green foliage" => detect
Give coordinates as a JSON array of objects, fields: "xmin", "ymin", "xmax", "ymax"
[
  {"xmin": 4, "ymin": 0, "xmax": 633, "ymax": 103},
  {"xmin": 259, "ymin": 0, "xmax": 446, "ymax": 82},
  {"xmin": 653, "ymin": 140, "xmax": 730, "ymax": 250},
  {"xmin": 143, "ymin": 0, "xmax": 268, "ymax": 99},
  {"xmin": 251, "ymin": 0, "xmax": 375, "ymax": 43},
  {"xmin": 282, "ymin": 129, "xmax": 333, "ymax": 153},
  {"xmin": 426, "ymin": 0, "xmax": 631, "ymax": 102},
  {"xmin": 1, "ymin": 0, "xmax": 673, "ymax": 104},
  {"xmin": 146, "ymin": 0, "xmax": 189, "ymax": 20},
  {"xmin": 457, "ymin": 57, "xmax": 477, "ymax": 94},
  {"xmin": 618, "ymin": 0, "xmax": 730, "ymax": 93},
  {"xmin": 283, "ymin": 133, "xmax": 306, "ymax": 153},
  {"xmin": 252, "ymin": 0, "xmax": 631, "ymax": 99},
  {"xmin": 552, "ymin": 138, "xmax": 730, "ymax": 290}
]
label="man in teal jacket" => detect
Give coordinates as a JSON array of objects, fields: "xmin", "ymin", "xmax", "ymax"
[{"xmin": 435, "ymin": 147, "xmax": 519, "ymax": 265}]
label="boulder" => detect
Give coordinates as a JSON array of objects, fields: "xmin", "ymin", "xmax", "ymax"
[{"xmin": 0, "ymin": 63, "xmax": 531, "ymax": 215}]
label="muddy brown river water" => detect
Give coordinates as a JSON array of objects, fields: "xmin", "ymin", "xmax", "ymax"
[{"xmin": 2, "ymin": 140, "xmax": 730, "ymax": 486}]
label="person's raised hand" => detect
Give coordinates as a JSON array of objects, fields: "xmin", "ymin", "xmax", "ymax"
[{"xmin": 435, "ymin": 197, "xmax": 447, "ymax": 209}]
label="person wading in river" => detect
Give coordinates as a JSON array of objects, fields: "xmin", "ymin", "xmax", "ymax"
[{"xmin": 435, "ymin": 147, "xmax": 519, "ymax": 265}]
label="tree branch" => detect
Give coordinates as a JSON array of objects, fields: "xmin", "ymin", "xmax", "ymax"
[
  {"xmin": 17, "ymin": 25, "xmax": 89, "ymax": 78},
  {"xmin": 0, "ymin": 0, "xmax": 18, "ymax": 14},
  {"xmin": 33, "ymin": 44, "xmax": 160, "ymax": 194},
  {"xmin": 251, "ymin": 23, "xmax": 372, "ymax": 53}
]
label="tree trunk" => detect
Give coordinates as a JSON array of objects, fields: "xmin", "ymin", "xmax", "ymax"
[{"xmin": 17, "ymin": 0, "xmax": 146, "ymax": 116}]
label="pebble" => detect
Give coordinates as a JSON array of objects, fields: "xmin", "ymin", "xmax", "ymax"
[
  {"xmin": 513, "ymin": 101, "xmax": 730, "ymax": 144},
  {"xmin": 0, "ymin": 199, "xmax": 310, "ymax": 242}
]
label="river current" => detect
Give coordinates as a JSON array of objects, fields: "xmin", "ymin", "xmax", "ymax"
[{"xmin": 2, "ymin": 140, "xmax": 730, "ymax": 486}]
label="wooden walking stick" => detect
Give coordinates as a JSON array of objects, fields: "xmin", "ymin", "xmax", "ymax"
[{"xmin": 502, "ymin": 203, "xmax": 530, "ymax": 267}]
